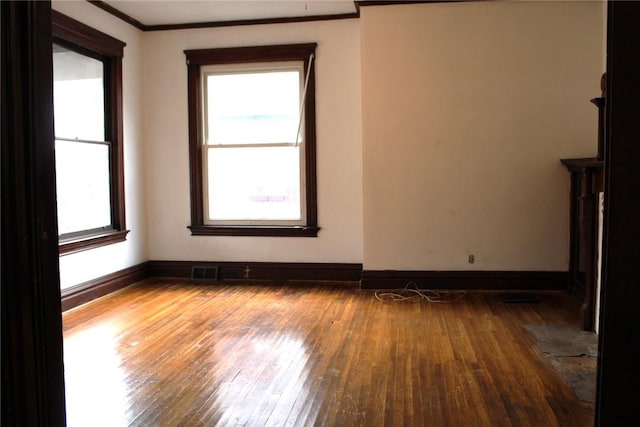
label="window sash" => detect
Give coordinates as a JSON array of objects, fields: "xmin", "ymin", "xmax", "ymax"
[
  {"xmin": 203, "ymin": 64, "xmax": 304, "ymax": 147},
  {"xmin": 203, "ymin": 143, "xmax": 306, "ymax": 226},
  {"xmin": 201, "ymin": 62, "xmax": 307, "ymax": 226},
  {"xmin": 52, "ymin": 43, "xmax": 106, "ymax": 142},
  {"xmin": 53, "ymin": 42, "xmax": 113, "ymax": 238},
  {"xmin": 54, "ymin": 138, "xmax": 113, "ymax": 237}
]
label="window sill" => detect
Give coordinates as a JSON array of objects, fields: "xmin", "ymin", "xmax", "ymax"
[
  {"xmin": 59, "ymin": 229, "xmax": 129, "ymax": 255},
  {"xmin": 188, "ymin": 225, "xmax": 320, "ymax": 237}
]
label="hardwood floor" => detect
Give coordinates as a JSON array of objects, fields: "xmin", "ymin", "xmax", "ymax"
[{"xmin": 62, "ymin": 279, "xmax": 594, "ymax": 426}]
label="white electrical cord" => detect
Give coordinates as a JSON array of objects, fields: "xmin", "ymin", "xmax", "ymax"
[{"xmin": 374, "ymin": 281, "xmax": 467, "ymax": 303}]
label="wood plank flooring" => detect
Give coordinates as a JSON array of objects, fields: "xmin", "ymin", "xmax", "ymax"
[{"xmin": 62, "ymin": 279, "xmax": 594, "ymax": 426}]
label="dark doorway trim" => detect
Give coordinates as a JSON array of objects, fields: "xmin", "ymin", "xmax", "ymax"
[
  {"xmin": 1, "ymin": 1, "xmax": 66, "ymax": 425},
  {"xmin": 596, "ymin": 1, "xmax": 640, "ymax": 424}
]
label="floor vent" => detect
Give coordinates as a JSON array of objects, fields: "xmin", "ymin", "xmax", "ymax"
[{"xmin": 191, "ymin": 266, "xmax": 219, "ymax": 281}]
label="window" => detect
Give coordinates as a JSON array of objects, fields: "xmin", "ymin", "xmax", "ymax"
[
  {"xmin": 185, "ymin": 44, "xmax": 319, "ymax": 237},
  {"xmin": 52, "ymin": 11, "xmax": 128, "ymax": 254}
]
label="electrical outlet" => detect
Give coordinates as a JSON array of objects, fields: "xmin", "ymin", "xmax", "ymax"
[{"xmin": 468, "ymin": 254, "xmax": 475, "ymax": 264}]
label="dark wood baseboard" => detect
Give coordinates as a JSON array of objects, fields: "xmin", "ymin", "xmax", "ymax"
[
  {"xmin": 61, "ymin": 262, "xmax": 148, "ymax": 311},
  {"xmin": 61, "ymin": 263, "xmax": 568, "ymax": 311},
  {"xmin": 147, "ymin": 260, "xmax": 363, "ymax": 282},
  {"xmin": 361, "ymin": 270, "xmax": 568, "ymax": 290}
]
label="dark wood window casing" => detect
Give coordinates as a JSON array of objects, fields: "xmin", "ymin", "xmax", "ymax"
[
  {"xmin": 185, "ymin": 43, "xmax": 319, "ymax": 237},
  {"xmin": 52, "ymin": 11, "xmax": 128, "ymax": 254}
]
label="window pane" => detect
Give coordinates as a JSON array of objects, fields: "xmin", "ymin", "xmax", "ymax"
[
  {"xmin": 53, "ymin": 44, "xmax": 105, "ymax": 141},
  {"xmin": 206, "ymin": 71, "xmax": 300, "ymax": 145},
  {"xmin": 55, "ymin": 140, "xmax": 111, "ymax": 235},
  {"xmin": 207, "ymin": 146, "xmax": 301, "ymax": 221}
]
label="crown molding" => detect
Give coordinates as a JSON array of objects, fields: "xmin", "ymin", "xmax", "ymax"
[{"xmin": 87, "ymin": 0, "xmax": 360, "ymax": 32}]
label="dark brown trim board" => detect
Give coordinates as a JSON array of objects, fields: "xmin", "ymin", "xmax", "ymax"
[
  {"xmin": 1, "ymin": 1, "xmax": 67, "ymax": 424},
  {"xmin": 61, "ymin": 263, "xmax": 569, "ymax": 312},
  {"xmin": 59, "ymin": 229, "xmax": 130, "ymax": 255},
  {"xmin": 52, "ymin": 9, "xmax": 126, "ymax": 56},
  {"xmin": 188, "ymin": 225, "xmax": 321, "ymax": 238},
  {"xmin": 61, "ymin": 263, "xmax": 149, "ymax": 311},
  {"xmin": 147, "ymin": 261, "xmax": 363, "ymax": 282},
  {"xmin": 596, "ymin": 1, "xmax": 640, "ymax": 424},
  {"xmin": 87, "ymin": 0, "xmax": 359, "ymax": 32},
  {"xmin": 144, "ymin": 13, "xmax": 359, "ymax": 32},
  {"xmin": 87, "ymin": 0, "xmax": 146, "ymax": 31},
  {"xmin": 60, "ymin": 261, "xmax": 362, "ymax": 311},
  {"xmin": 361, "ymin": 270, "xmax": 567, "ymax": 290},
  {"xmin": 356, "ymin": 0, "xmax": 484, "ymax": 6}
]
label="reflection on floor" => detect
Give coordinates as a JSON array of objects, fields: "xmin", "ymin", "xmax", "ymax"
[{"xmin": 62, "ymin": 280, "xmax": 594, "ymax": 426}]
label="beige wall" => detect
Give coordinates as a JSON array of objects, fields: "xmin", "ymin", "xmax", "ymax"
[
  {"xmin": 52, "ymin": 1, "xmax": 605, "ymax": 284},
  {"xmin": 361, "ymin": 1, "xmax": 604, "ymax": 271},
  {"xmin": 53, "ymin": 1, "xmax": 148, "ymax": 289},
  {"xmin": 142, "ymin": 19, "xmax": 363, "ymax": 263}
]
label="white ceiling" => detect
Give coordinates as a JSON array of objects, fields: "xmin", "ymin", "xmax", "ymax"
[{"xmin": 102, "ymin": 0, "xmax": 358, "ymax": 26}]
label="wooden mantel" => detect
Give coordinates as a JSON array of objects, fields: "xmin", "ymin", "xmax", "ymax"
[{"xmin": 561, "ymin": 157, "xmax": 604, "ymax": 331}]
